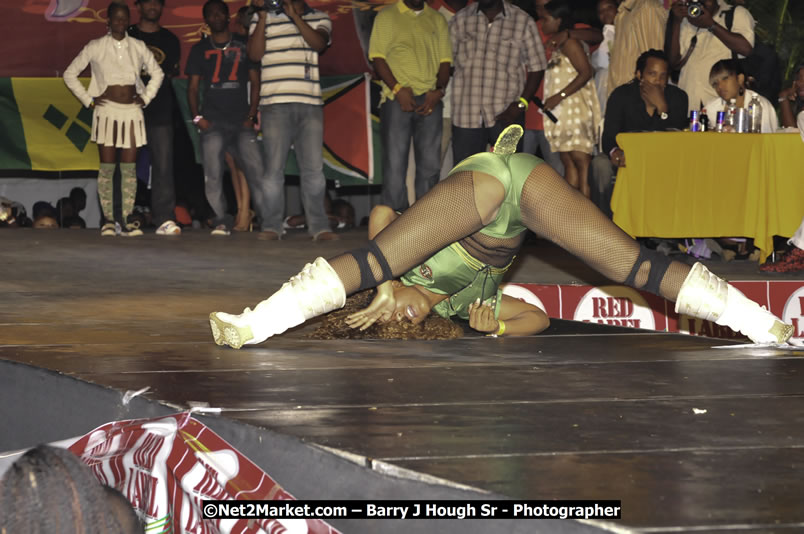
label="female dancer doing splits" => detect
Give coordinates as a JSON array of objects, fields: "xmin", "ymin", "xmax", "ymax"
[{"xmin": 209, "ymin": 126, "xmax": 793, "ymax": 347}]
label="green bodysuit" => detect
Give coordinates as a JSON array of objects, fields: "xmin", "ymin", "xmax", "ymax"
[{"xmin": 400, "ymin": 152, "xmax": 545, "ymax": 320}]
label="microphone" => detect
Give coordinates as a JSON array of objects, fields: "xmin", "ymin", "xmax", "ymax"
[{"xmin": 531, "ymin": 96, "xmax": 558, "ymax": 123}]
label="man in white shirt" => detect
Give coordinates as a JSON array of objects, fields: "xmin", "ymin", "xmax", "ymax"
[{"xmin": 667, "ymin": 0, "xmax": 754, "ymax": 112}]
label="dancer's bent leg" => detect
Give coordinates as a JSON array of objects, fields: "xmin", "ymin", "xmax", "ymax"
[{"xmin": 519, "ymin": 163, "xmax": 792, "ymax": 344}]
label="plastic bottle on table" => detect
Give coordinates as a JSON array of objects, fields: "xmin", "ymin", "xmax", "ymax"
[
  {"xmin": 748, "ymin": 94, "xmax": 762, "ymax": 133},
  {"xmin": 723, "ymin": 98, "xmax": 737, "ymax": 132}
]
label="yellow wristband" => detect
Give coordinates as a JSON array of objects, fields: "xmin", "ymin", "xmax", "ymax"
[
  {"xmin": 392, "ymin": 83, "xmax": 402, "ymax": 95},
  {"xmin": 495, "ymin": 320, "xmax": 506, "ymax": 336},
  {"xmin": 518, "ymin": 97, "xmax": 529, "ymax": 111}
]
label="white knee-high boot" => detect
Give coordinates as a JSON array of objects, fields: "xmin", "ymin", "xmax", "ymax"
[
  {"xmin": 675, "ymin": 262, "xmax": 793, "ymax": 344},
  {"xmin": 209, "ymin": 257, "xmax": 346, "ymax": 349}
]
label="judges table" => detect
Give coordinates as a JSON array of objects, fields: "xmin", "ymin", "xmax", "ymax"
[{"xmin": 611, "ymin": 131, "xmax": 804, "ymax": 262}]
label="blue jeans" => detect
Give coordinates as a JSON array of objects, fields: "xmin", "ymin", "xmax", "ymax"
[
  {"xmin": 452, "ymin": 118, "xmax": 525, "ymax": 166},
  {"xmin": 260, "ymin": 103, "xmax": 329, "ymax": 236},
  {"xmin": 200, "ymin": 121, "xmax": 263, "ymax": 228},
  {"xmin": 145, "ymin": 122, "xmax": 176, "ymax": 226},
  {"xmin": 380, "ymin": 95, "xmax": 443, "ymax": 211},
  {"xmin": 522, "ymin": 129, "xmax": 564, "ymax": 176},
  {"xmin": 590, "ymin": 153, "xmax": 616, "ymax": 218}
]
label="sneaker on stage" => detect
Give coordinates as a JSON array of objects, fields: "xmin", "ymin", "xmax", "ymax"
[
  {"xmin": 100, "ymin": 222, "xmax": 116, "ymax": 236},
  {"xmin": 211, "ymin": 224, "xmax": 231, "ymax": 236},
  {"xmin": 155, "ymin": 220, "xmax": 182, "ymax": 236},
  {"xmin": 123, "ymin": 220, "xmax": 143, "ymax": 237}
]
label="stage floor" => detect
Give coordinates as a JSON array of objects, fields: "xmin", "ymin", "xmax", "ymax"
[{"xmin": 2, "ymin": 228, "xmax": 803, "ymax": 532}]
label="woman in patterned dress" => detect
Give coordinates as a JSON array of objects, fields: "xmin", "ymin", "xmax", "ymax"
[{"xmin": 540, "ymin": 0, "xmax": 601, "ymax": 198}]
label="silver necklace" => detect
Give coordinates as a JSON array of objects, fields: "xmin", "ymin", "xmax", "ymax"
[{"xmin": 210, "ymin": 35, "xmax": 232, "ymax": 51}]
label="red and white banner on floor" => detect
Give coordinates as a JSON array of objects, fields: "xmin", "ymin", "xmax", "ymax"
[
  {"xmin": 503, "ymin": 281, "xmax": 804, "ymax": 346},
  {"xmin": 67, "ymin": 414, "xmax": 340, "ymax": 534}
]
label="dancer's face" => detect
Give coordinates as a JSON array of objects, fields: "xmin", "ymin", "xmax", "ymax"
[{"xmin": 390, "ymin": 285, "xmax": 436, "ymax": 325}]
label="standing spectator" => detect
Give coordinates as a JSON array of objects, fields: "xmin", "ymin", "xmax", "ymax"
[
  {"xmin": 369, "ymin": 0, "xmax": 452, "ymax": 212},
  {"xmin": 591, "ymin": 0, "xmax": 617, "ymax": 114},
  {"xmin": 230, "ymin": 4, "xmax": 258, "ymax": 233},
  {"xmin": 590, "ymin": 49, "xmax": 687, "ymax": 217},
  {"xmin": 449, "ymin": 0, "xmax": 547, "ymax": 164},
  {"xmin": 541, "ymin": 0, "xmax": 601, "ymax": 199},
  {"xmin": 64, "ymin": 1, "xmax": 163, "ymax": 236},
  {"xmin": 523, "ymin": 0, "xmax": 602, "ymax": 177},
  {"xmin": 704, "ymin": 59, "xmax": 778, "ymax": 133},
  {"xmin": 668, "ymin": 0, "xmax": 754, "ymax": 112},
  {"xmin": 607, "ymin": 0, "xmax": 668, "ymax": 99},
  {"xmin": 429, "ymin": 0, "xmax": 467, "ymax": 171},
  {"xmin": 186, "ymin": 0, "xmax": 263, "ymax": 236},
  {"xmin": 248, "ymin": 0, "xmax": 338, "ymax": 241},
  {"xmin": 129, "ymin": 0, "xmax": 182, "ymax": 236}
]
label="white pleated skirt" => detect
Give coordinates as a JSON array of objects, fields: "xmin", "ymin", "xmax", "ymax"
[{"xmin": 92, "ymin": 101, "xmax": 146, "ymax": 148}]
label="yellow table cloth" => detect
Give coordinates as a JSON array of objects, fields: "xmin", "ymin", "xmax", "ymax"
[{"xmin": 611, "ymin": 131, "xmax": 804, "ymax": 262}]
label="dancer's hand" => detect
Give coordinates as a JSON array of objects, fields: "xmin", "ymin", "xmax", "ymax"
[
  {"xmin": 468, "ymin": 299, "xmax": 498, "ymax": 334},
  {"xmin": 133, "ymin": 95, "xmax": 145, "ymax": 107},
  {"xmin": 345, "ymin": 283, "xmax": 396, "ymax": 330}
]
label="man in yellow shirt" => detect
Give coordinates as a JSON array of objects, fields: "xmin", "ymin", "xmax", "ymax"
[{"xmin": 369, "ymin": 0, "xmax": 452, "ymax": 211}]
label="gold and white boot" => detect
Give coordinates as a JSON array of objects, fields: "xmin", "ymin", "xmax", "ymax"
[
  {"xmin": 209, "ymin": 257, "xmax": 346, "ymax": 349},
  {"xmin": 675, "ymin": 262, "xmax": 793, "ymax": 344}
]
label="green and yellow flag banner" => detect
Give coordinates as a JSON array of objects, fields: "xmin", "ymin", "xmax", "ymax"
[
  {"xmin": 0, "ymin": 77, "xmax": 98, "ymax": 171},
  {"xmin": 0, "ymin": 75, "xmax": 380, "ymax": 186}
]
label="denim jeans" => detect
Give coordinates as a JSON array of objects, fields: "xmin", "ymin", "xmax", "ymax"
[
  {"xmin": 522, "ymin": 128, "xmax": 564, "ymax": 176},
  {"xmin": 380, "ymin": 95, "xmax": 443, "ymax": 211},
  {"xmin": 200, "ymin": 120, "xmax": 263, "ymax": 228},
  {"xmin": 145, "ymin": 122, "xmax": 176, "ymax": 226},
  {"xmin": 260, "ymin": 103, "xmax": 329, "ymax": 236},
  {"xmin": 452, "ymin": 117, "xmax": 525, "ymax": 166},
  {"xmin": 590, "ymin": 153, "xmax": 616, "ymax": 218}
]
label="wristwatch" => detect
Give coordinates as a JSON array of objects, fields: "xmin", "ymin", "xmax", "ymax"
[{"xmin": 660, "ymin": 112, "xmax": 669, "ymax": 120}]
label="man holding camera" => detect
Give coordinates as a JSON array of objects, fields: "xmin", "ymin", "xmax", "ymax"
[
  {"xmin": 667, "ymin": 0, "xmax": 754, "ymax": 113},
  {"xmin": 247, "ymin": 0, "xmax": 338, "ymax": 241}
]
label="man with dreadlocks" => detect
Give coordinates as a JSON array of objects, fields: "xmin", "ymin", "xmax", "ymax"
[{"xmin": 209, "ymin": 125, "xmax": 794, "ymax": 348}]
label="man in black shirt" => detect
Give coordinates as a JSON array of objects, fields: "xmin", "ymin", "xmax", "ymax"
[
  {"xmin": 590, "ymin": 49, "xmax": 688, "ymax": 217},
  {"xmin": 186, "ymin": 0, "xmax": 262, "ymax": 236},
  {"xmin": 129, "ymin": 0, "xmax": 182, "ymax": 235}
]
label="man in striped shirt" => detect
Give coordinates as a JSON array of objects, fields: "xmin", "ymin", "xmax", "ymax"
[
  {"xmin": 606, "ymin": 0, "xmax": 668, "ymax": 99},
  {"xmin": 449, "ymin": 0, "xmax": 547, "ymax": 164},
  {"xmin": 247, "ymin": 0, "xmax": 338, "ymax": 241},
  {"xmin": 369, "ymin": 0, "xmax": 452, "ymax": 212}
]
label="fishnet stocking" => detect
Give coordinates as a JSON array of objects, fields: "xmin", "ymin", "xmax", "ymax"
[
  {"xmin": 330, "ymin": 162, "xmax": 691, "ymax": 301},
  {"xmin": 329, "ymin": 172, "xmax": 484, "ymax": 294},
  {"xmin": 519, "ymin": 164, "xmax": 688, "ymax": 301}
]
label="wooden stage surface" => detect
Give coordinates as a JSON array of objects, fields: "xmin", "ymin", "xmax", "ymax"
[{"xmin": 1, "ymin": 229, "xmax": 803, "ymax": 533}]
